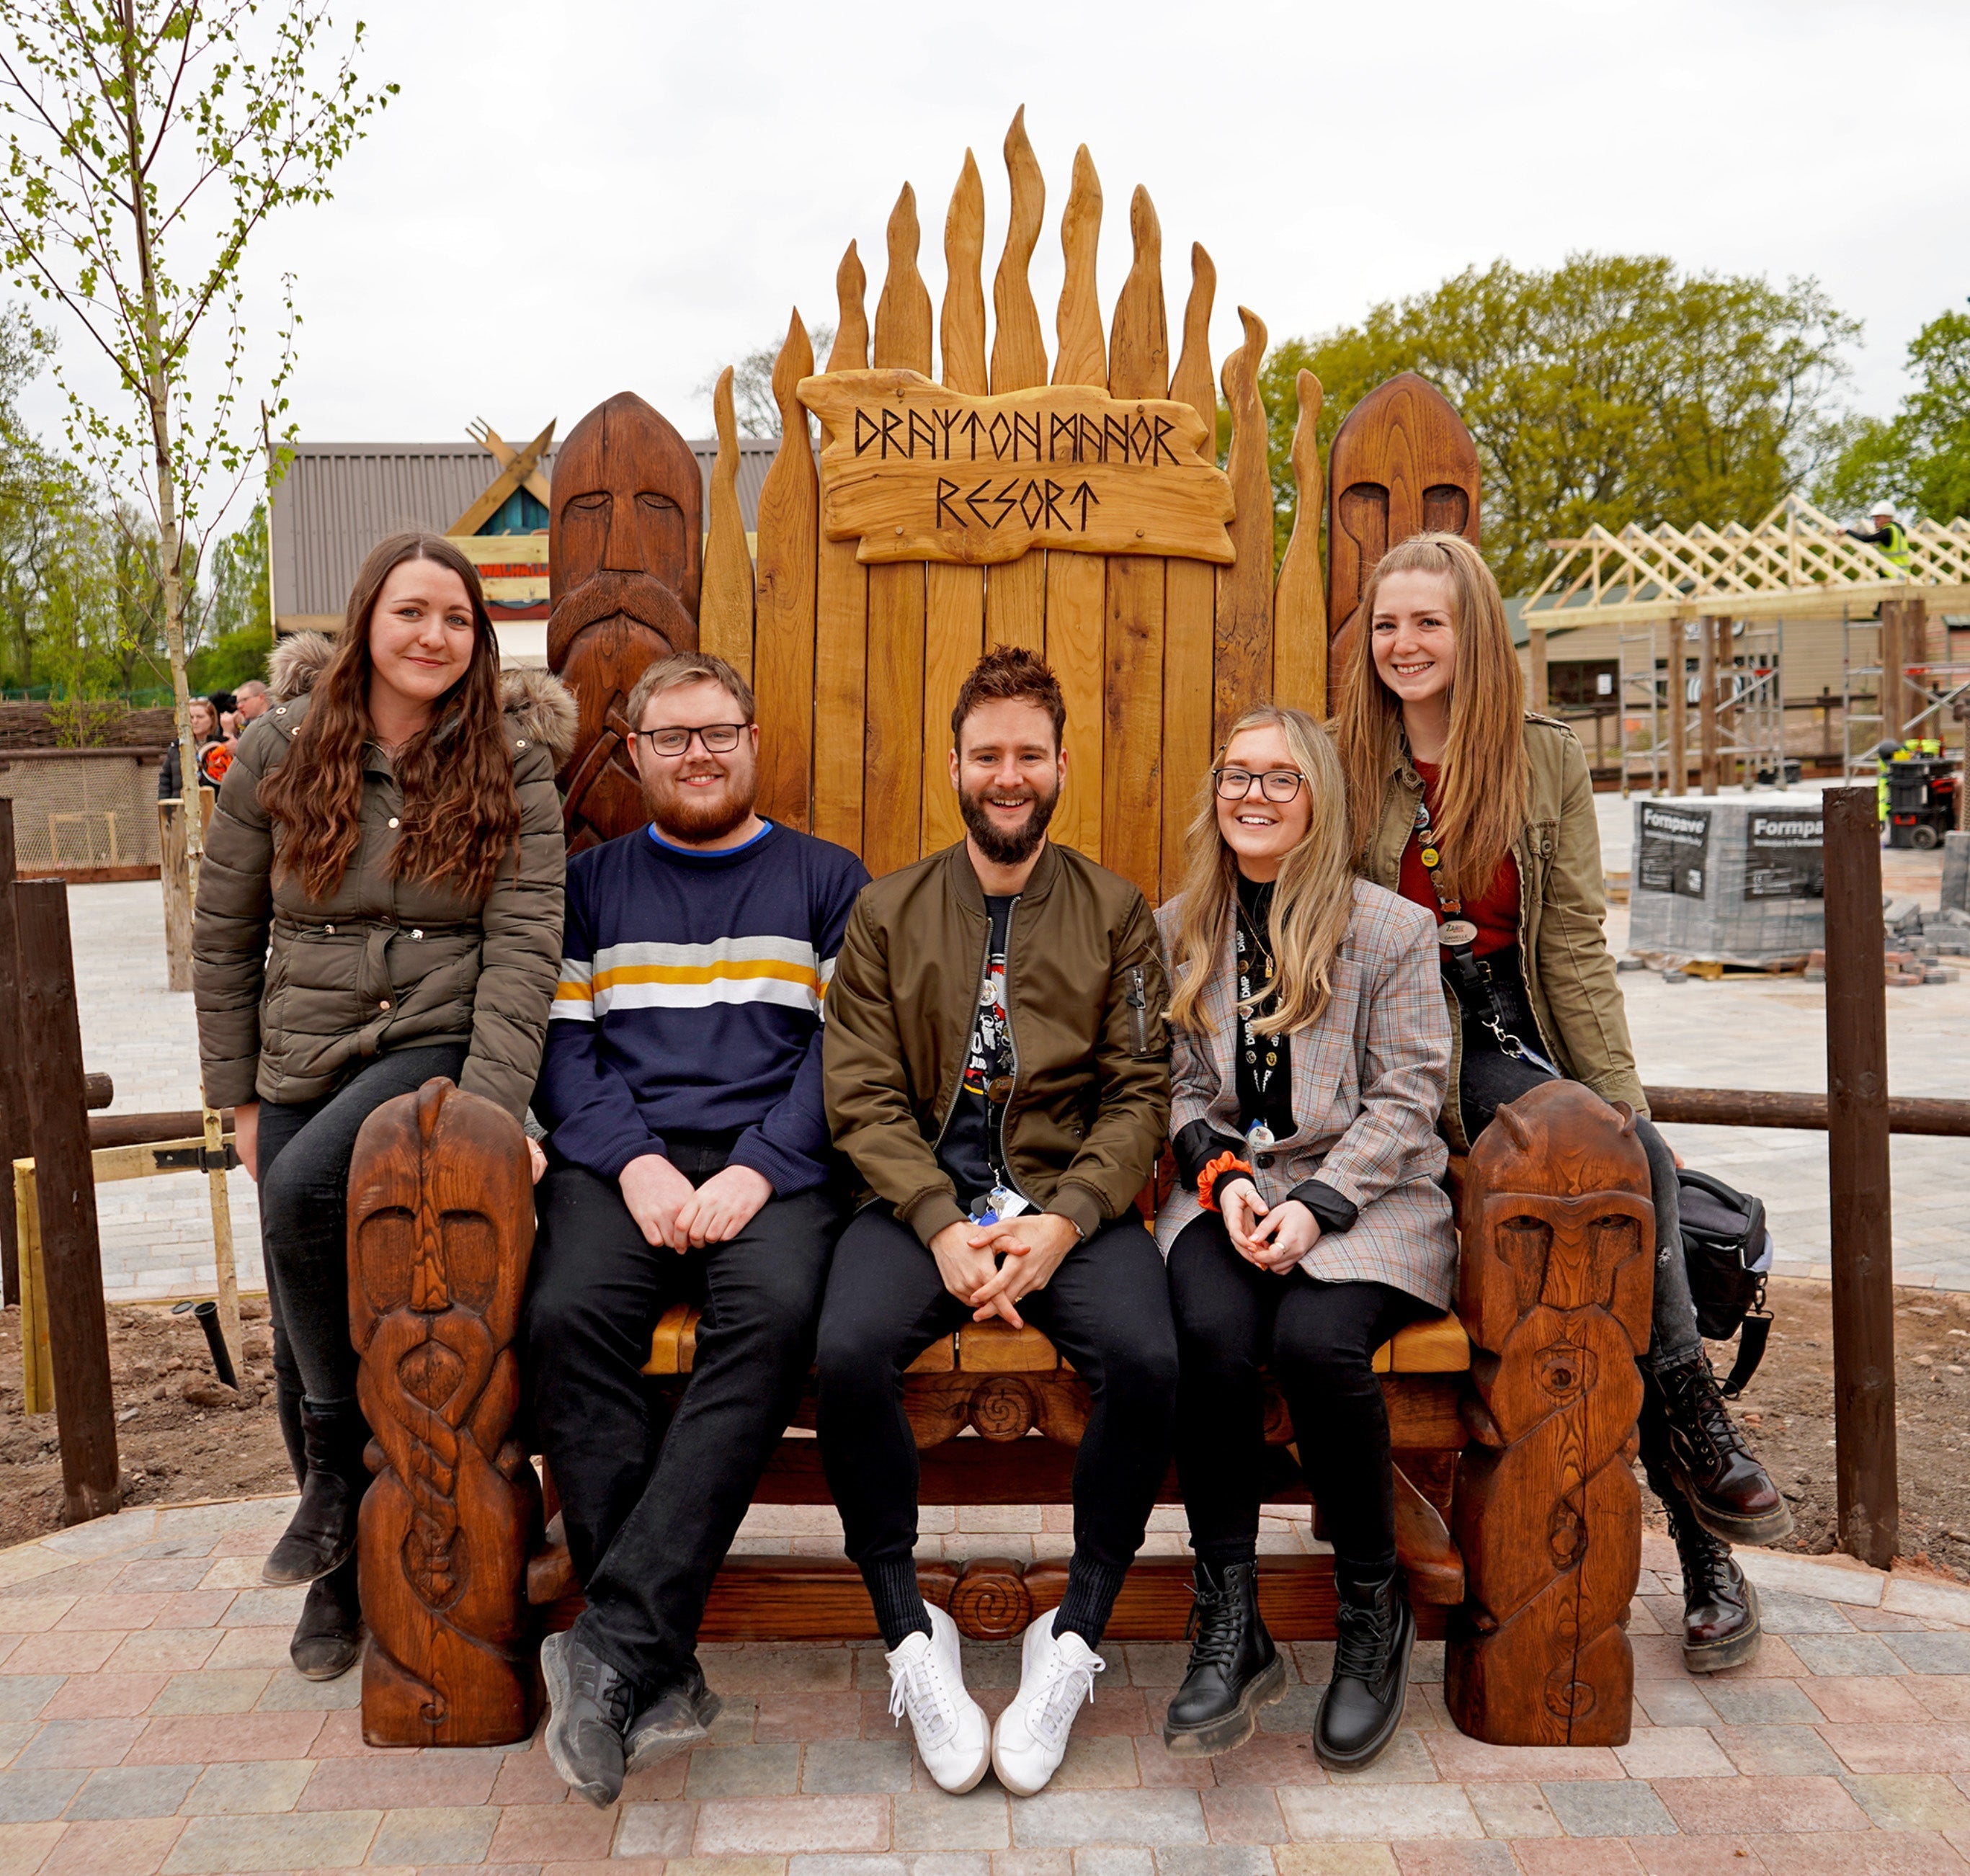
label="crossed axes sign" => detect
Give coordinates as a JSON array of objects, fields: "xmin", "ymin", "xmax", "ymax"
[{"xmin": 450, "ymin": 418, "xmax": 556, "ymax": 537}]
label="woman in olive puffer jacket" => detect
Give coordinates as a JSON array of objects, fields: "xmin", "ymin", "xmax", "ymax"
[{"xmin": 193, "ymin": 531, "xmax": 573, "ymax": 1681}]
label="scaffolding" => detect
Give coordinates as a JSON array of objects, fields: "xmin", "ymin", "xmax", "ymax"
[{"xmin": 1614, "ymin": 620, "xmax": 1786, "ymax": 797}]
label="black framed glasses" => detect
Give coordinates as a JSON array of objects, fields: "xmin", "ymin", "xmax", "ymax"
[
  {"xmin": 1213, "ymin": 767, "xmax": 1305, "ymax": 803},
  {"xmin": 636, "ymin": 723, "xmax": 747, "ymax": 757}
]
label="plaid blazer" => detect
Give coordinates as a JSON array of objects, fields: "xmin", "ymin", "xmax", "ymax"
[{"xmin": 1153, "ymin": 879, "xmax": 1459, "ymax": 1310}]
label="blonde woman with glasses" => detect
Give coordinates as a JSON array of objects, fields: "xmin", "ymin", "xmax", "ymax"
[{"xmin": 1154, "ymin": 705, "xmax": 1457, "ymax": 1772}]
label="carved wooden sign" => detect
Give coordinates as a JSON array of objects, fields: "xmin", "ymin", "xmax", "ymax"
[{"xmin": 800, "ymin": 368, "xmax": 1235, "ymax": 568}]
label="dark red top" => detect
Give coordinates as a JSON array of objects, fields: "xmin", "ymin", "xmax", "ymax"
[{"xmin": 1396, "ymin": 758, "xmax": 1522, "ymax": 958}]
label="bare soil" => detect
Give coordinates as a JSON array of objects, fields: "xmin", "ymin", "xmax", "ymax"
[
  {"xmin": 0, "ymin": 1277, "xmax": 1962, "ymax": 1581},
  {"xmin": 0, "ymin": 1298, "xmax": 293, "ymax": 1550},
  {"xmin": 1640, "ymin": 1274, "xmax": 1970, "ymax": 1580}
]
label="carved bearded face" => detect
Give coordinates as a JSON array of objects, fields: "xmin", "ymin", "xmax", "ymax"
[{"xmin": 548, "ymin": 392, "xmax": 705, "ymax": 849}]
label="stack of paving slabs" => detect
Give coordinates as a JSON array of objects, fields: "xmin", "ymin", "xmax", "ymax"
[{"xmin": 1630, "ymin": 794, "xmax": 1825, "ymax": 967}]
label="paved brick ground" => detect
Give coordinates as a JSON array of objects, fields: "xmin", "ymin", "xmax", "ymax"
[{"xmin": 0, "ymin": 1495, "xmax": 1965, "ymax": 1873}]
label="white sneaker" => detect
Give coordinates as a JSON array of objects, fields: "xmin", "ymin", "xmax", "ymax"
[
  {"xmin": 991, "ymin": 1609, "xmax": 1105, "ymax": 1797},
  {"xmin": 886, "ymin": 1603, "xmax": 991, "ymax": 1794}
]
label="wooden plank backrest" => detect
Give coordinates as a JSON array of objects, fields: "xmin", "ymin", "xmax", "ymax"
[{"xmin": 686, "ymin": 111, "xmax": 1335, "ymax": 903}]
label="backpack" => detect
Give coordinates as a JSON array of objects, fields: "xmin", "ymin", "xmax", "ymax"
[{"xmin": 1677, "ymin": 1168, "xmax": 1774, "ymax": 1398}]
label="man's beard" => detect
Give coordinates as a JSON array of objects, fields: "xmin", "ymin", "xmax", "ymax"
[
  {"xmin": 958, "ymin": 773, "xmax": 1059, "ymax": 866},
  {"xmin": 644, "ymin": 758, "xmax": 759, "ymax": 844}
]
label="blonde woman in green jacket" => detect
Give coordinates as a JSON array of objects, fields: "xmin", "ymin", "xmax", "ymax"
[{"xmin": 1333, "ymin": 532, "xmax": 1786, "ymax": 1676}]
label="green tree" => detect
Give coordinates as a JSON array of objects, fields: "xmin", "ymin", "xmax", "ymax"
[
  {"xmin": 1814, "ymin": 307, "xmax": 1970, "ymax": 523},
  {"xmin": 0, "ymin": 1, "xmax": 391, "ymax": 859},
  {"xmin": 1259, "ymin": 255, "xmax": 1860, "ymax": 594},
  {"xmin": 186, "ymin": 499, "xmax": 271, "ymax": 689}
]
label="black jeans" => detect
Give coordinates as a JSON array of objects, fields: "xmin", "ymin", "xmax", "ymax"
[
  {"xmin": 1167, "ymin": 1212, "xmax": 1429, "ymax": 1578},
  {"xmin": 814, "ymin": 1205, "xmax": 1178, "ymax": 1645},
  {"xmin": 524, "ymin": 1143, "xmax": 843, "ymax": 1693},
  {"xmin": 258, "ymin": 1043, "xmax": 469, "ymax": 1412}
]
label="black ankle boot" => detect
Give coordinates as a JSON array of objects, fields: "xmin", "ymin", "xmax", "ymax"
[
  {"xmin": 1162, "ymin": 1560, "xmax": 1285, "ymax": 1757},
  {"xmin": 1648, "ymin": 1351, "xmax": 1792, "ymax": 1547},
  {"xmin": 1315, "ymin": 1565, "xmax": 1414, "ymax": 1770},
  {"xmin": 1639, "ymin": 1386, "xmax": 1763, "ymax": 1672},
  {"xmin": 263, "ymin": 1401, "xmax": 370, "ymax": 1586},
  {"xmin": 289, "ymin": 1556, "xmax": 362, "ymax": 1681}
]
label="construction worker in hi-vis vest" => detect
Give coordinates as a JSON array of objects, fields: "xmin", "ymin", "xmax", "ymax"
[{"xmin": 1845, "ymin": 499, "xmax": 1914, "ymax": 570}]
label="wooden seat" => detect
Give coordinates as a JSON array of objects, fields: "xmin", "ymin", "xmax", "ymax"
[{"xmin": 642, "ymin": 1303, "xmax": 1471, "ymax": 1377}]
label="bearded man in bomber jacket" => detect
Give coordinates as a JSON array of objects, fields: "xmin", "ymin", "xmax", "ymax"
[
  {"xmin": 819, "ymin": 647, "xmax": 1177, "ymax": 1800},
  {"xmin": 527, "ymin": 651, "xmax": 868, "ymax": 1808}
]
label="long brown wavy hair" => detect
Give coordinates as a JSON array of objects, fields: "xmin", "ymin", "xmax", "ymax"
[
  {"xmin": 259, "ymin": 532, "xmax": 521, "ymax": 906},
  {"xmin": 1332, "ymin": 532, "xmax": 1527, "ymax": 901},
  {"xmin": 1167, "ymin": 705, "xmax": 1357, "ymax": 1039}
]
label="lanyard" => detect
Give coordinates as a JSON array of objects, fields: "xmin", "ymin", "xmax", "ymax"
[
  {"xmin": 1409, "ymin": 787, "xmax": 1554, "ymax": 1072},
  {"xmin": 1234, "ymin": 898, "xmax": 1283, "ymax": 1149}
]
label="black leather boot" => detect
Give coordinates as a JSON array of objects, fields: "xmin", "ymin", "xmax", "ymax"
[
  {"xmin": 262, "ymin": 1400, "xmax": 370, "ymax": 1586},
  {"xmin": 1162, "ymin": 1560, "xmax": 1286, "ymax": 1757},
  {"xmin": 289, "ymin": 1557, "xmax": 363, "ymax": 1680},
  {"xmin": 1648, "ymin": 1351, "xmax": 1792, "ymax": 1547},
  {"xmin": 1639, "ymin": 1384, "xmax": 1762, "ymax": 1672},
  {"xmin": 1315, "ymin": 1565, "xmax": 1414, "ymax": 1771}
]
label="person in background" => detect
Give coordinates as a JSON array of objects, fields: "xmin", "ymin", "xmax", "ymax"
[
  {"xmin": 1332, "ymin": 531, "xmax": 1790, "ymax": 1676},
  {"xmin": 233, "ymin": 678, "xmax": 272, "ymax": 729},
  {"xmin": 1155, "ymin": 705, "xmax": 1456, "ymax": 1771},
  {"xmin": 192, "ymin": 531, "xmax": 570, "ymax": 1685},
  {"xmin": 1840, "ymin": 499, "xmax": 1913, "ymax": 570},
  {"xmin": 157, "ymin": 695, "xmax": 222, "ymax": 800},
  {"xmin": 817, "ymin": 647, "xmax": 1175, "ymax": 1800},
  {"xmin": 526, "ymin": 650, "xmax": 868, "ymax": 1809}
]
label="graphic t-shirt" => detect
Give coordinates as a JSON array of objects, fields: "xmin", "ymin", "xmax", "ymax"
[{"xmin": 936, "ymin": 894, "xmax": 1015, "ymax": 1207}]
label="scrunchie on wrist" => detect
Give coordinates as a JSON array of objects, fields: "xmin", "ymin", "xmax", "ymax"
[{"xmin": 1197, "ymin": 1151, "xmax": 1254, "ymax": 1214}]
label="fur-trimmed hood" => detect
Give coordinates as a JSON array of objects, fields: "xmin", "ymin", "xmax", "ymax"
[{"xmin": 267, "ymin": 630, "xmax": 576, "ymax": 761}]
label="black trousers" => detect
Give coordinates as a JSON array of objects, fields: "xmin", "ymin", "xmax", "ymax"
[
  {"xmin": 258, "ymin": 1042, "xmax": 469, "ymax": 1411},
  {"xmin": 814, "ymin": 1206, "xmax": 1178, "ymax": 1632},
  {"xmin": 1167, "ymin": 1211, "xmax": 1430, "ymax": 1579},
  {"xmin": 524, "ymin": 1145, "xmax": 843, "ymax": 1692}
]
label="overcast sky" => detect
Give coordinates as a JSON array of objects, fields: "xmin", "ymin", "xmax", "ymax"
[{"xmin": 16, "ymin": 0, "xmax": 1969, "ymax": 524}]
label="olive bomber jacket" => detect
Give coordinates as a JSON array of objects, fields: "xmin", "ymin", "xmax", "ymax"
[{"xmin": 823, "ymin": 839, "xmax": 1172, "ymax": 1246}]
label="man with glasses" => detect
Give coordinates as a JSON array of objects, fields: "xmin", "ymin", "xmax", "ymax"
[{"xmin": 527, "ymin": 651, "xmax": 869, "ymax": 1805}]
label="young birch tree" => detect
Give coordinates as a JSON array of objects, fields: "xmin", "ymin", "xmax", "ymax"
[{"xmin": 0, "ymin": 1, "xmax": 392, "ymax": 872}]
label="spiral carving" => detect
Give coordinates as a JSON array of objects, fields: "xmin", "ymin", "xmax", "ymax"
[
  {"xmin": 967, "ymin": 1376, "xmax": 1036, "ymax": 1442},
  {"xmin": 948, "ymin": 1559, "xmax": 1033, "ymax": 1640}
]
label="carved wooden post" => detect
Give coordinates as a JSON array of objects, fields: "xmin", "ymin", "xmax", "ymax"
[
  {"xmin": 1447, "ymin": 1081, "xmax": 1653, "ymax": 1747},
  {"xmin": 349, "ymin": 1078, "xmax": 541, "ymax": 1746}
]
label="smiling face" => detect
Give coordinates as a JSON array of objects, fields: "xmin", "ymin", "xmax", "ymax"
[
  {"xmin": 633, "ymin": 676, "xmax": 761, "ymax": 844},
  {"xmin": 1370, "ymin": 567, "xmax": 1459, "ymax": 710},
  {"xmin": 950, "ymin": 697, "xmax": 1064, "ymax": 867},
  {"xmin": 1215, "ymin": 723, "xmax": 1313, "ymax": 879},
  {"xmin": 366, "ymin": 558, "xmax": 478, "ymax": 728}
]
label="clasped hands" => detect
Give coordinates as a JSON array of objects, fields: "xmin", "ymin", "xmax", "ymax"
[
  {"xmin": 620, "ymin": 1151, "xmax": 772, "ymax": 1251},
  {"xmin": 1220, "ymin": 1179, "xmax": 1320, "ymax": 1274},
  {"xmin": 930, "ymin": 1212, "xmax": 1079, "ymax": 1329}
]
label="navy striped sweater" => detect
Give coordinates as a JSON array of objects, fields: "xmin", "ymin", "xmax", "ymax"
[{"xmin": 535, "ymin": 820, "xmax": 870, "ymax": 1191}]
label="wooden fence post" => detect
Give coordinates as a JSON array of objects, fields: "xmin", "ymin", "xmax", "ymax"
[
  {"xmin": 1822, "ymin": 787, "xmax": 1897, "ymax": 1568},
  {"xmin": 14, "ymin": 880, "xmax": 121, "ymax": 1522},
  {"xmin": 0, "ymin": 800, "xmax": 29, "ymax": 1306},
  {"xmin": 1664, "ymin": 621, "xmax": 1688, "ymax": 795}
]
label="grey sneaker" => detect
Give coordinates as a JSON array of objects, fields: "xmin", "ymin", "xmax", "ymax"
[
  {"xmin": 540, "ymin": 1630, "xmax": 638, "ymax": 1807},
  {"xmin": 626, "ymin": 1672, "xmax": 723, "ymax": 1772}
]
